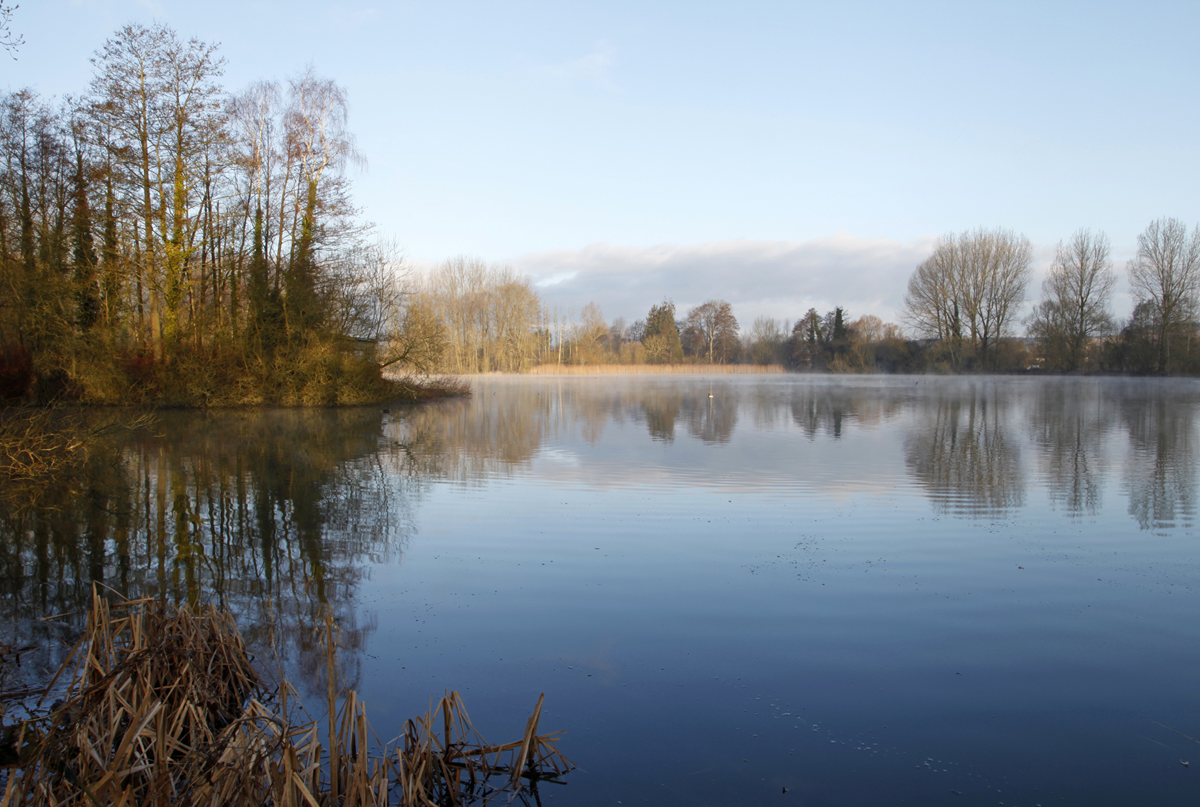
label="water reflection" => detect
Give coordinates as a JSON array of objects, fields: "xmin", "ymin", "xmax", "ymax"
[
  {"xmin": 904, "ymin": 385, "xmax": 1025, "ymax": 516},
  {"xmin": 1120, "ymin": 393, "xmax": 1198, "ymax": 532},
  {"xmin": 1, "ymin": 377, "xmax": 1198, "ymax": 691},
  {"xmin": 683, "ymin": 392, "xmax": 738, "ymax": 444},
  {"xmin": 1030, "ymin": 381, "xmax": 1113, "ymax": 518},
  {"xmin": 0, "ymin": 408, "xmax": 420, "ymax": 692},
  {"xmin": 641, "ymin": 387, "xmax": 683, "ymax": 443},
  {"xmin": 783, "ymin": 383, "xmax": 904, "ymax": 439},
  {"xmin": 398, "ymin": 378, "xmax": 1200, "ymax": 529}
]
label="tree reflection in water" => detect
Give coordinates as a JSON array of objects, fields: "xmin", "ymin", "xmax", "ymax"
[
  {"xmin": 904, "ymin": 383, "xmax": 1025, "ymax": 517},
  {"xmin": 784, "ymin": 383, "xmax": 904, "ymax": 439},
  {"xmin": 1120, "ymin": 388, "xmax": 1198, "ymax": 532},
  {"xmin": 0, "ymin": 407, "xmax": 422, "ymax": 695},
  {"xmin": 1030, "ymin": 380, "xmax": 1113, "ymax": 518},
  {"xmin": 641, "ymin": 388, "xmax": 683, "ymax": 443},
  {"xmin": 2, "ymin": 376, "xmax": 1198, "ymax": 700}
]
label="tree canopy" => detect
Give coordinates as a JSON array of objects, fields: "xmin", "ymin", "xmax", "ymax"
[{"xmin": 642, "ymin": 300, "xmax": 683, "ymax": 364}]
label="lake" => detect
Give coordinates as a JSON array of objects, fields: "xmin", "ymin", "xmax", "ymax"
[{"xmin": 2, "ymin": 374, "xmax": 1198, "ymax": 805}]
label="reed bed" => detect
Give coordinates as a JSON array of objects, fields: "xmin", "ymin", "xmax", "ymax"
[
  {"xmin": 397, "ymin": 691, "xmax": 572, "ymax": 807},
  {"xmin": 0, "ymin": 591, "xmax": 570, "ymax": 806},
  {"xmin": 525, "ymin": 363, "xmax": 786, "ymax": 375}
]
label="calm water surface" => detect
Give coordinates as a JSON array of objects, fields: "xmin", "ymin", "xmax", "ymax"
[{"xmin": 2, "ymin": 375, "xmax": 1199, "ymax": 806}]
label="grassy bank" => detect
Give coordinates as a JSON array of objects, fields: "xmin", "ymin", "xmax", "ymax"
[
  {"xmin": 0, "ymin": 373, "xmax": 467, "ymax": 488},
  {"xmin": 4, "ymin": 337, "xmax": 470, "ymax": 409}
]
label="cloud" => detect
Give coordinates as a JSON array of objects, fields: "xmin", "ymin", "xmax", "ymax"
[
  {"xmin": 510, "ymin": 234, "xmax": 940, "ymax": 328},
  {"xmin": 543, "ymin": 40, "xmax": 617, "ymax": 91},
  {"xmin": 327, "ymin": 4, "xmax": 381, "ymax": 31}
]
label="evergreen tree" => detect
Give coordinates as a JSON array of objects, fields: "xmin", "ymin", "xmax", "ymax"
[
  {"xmin": 284, "ymin": 180, "xmax": 322, "ymax": 341},
  {"xmin": 642, "ymin": 299, "xmax": 683, "ymax": 363},
  {"xmin": 71, "ymin": 152, "xmax": 100, "ymax": 332}
]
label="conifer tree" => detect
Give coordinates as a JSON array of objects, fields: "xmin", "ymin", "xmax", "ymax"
[{"xmin": 71, "ymin": 152, "xmax": 99, "ymax": 332}]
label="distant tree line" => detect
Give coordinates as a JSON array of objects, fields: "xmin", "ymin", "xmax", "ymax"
[
  {"xmin": 412, "ymin": 217, "xmax": 1200, "ymax": 376},
  {"xmin": 404, "ymin": 258, "xmax": 917, "ymax": 373},
  {"xmin": 904, "ymin": 220, "xmax": 1200, "ymax": 374}
]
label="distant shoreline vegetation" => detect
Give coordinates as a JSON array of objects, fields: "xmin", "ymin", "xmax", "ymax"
[
  {"xmin": 525, "ymin": 364, "xmax": 787, "ymax": 375},
  {"xmin": 2, "ymin": 20, "xmax": 1199, "ymax": 410},
  {"xmin": 408, "ymin": 222, "xmax": 1200, "ymax": 377}
]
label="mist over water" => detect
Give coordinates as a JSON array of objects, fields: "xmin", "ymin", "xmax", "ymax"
[{"xmin": 2, "ymin": 375, "xmax": 1198, "ymax": 805}]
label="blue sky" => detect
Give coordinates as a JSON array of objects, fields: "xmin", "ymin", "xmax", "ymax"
[{"xmin": 6, "ymin": 1, "xmax": 1199, "ymax": 327}]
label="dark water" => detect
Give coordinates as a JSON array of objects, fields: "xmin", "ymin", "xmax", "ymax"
[{"xmin": 2, "ymin": 375, "xmax": 1199, "ymax": 805}]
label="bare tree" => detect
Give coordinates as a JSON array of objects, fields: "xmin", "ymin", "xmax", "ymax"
[
  {"xmin": 379, "ymin": 295, "xmax": 446, "ymax": 375},
  {"xmin": 1, "ymin": 1, "xmax": 23, "ymax": 59},
  {"xmin": 227, "ymin": 80, "xmax": 282, "ymax": 347},
  {"xmin": 572, "ymin": 301, "xmax": 609, "ymax": 364},
  {"xmin": 1028, "ymin": 228, "xmax": 1115, "ymax": 371},
  {"xmin": 903, "ymin": 228, "xmax": 1032, "ymax": 367},
  {"xmin": 158, "ymin": 32, "xmax": 226, "ymax": 349},
  {"xmin": 420, "ymin": 257, "xmax": 542, "ymax": 372},
  {"xmin": 684, "ymin": 299, "xmax": 739, "ymax": 363},
  {"xmin": 281, "ymin": 67, "xmax": 365, "ymax": 336},
  {"xmin": 1127, "ymin": 217, "xmax": 1200, "ymax": 373},
  {"xmin": 0, "ymin": 90, "xmax": 74, "ymax": 350},
  {"xmin": 746, "ymin": 315, "xmax": 786, "ymax": 365},
  {"xmin": 489, "ymin": 271, "xmax": 540, "ymax": 371},
  {"xmin": 904, "ymin": 242, "xmax": 962, "ymax": 346}
]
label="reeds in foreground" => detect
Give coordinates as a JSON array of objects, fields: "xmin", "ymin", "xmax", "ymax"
[
  {"xmin": 398, "ymin": 690, "xmax": 572, "ymax": 807},
  {"xmin": 0, "ymin": 591, "xmax": 571, "ymax": 806}
]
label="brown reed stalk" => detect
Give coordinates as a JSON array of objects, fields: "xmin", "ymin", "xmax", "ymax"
[
  {"xmin": 396, "ymin": 690, "xmax": 573, "ymax": 807},
  {"xmin": 0, "ymin": 590, "xmax": 571, "ymax": 807}
]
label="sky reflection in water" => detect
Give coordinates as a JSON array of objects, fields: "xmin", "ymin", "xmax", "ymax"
[
  {"xmin": 2, "ymin": 375, "xmax": 1198, "ymax": 806},
  {"xmin": 359, "ymin": 375, "xmax": 1200, "ymax": 806}
]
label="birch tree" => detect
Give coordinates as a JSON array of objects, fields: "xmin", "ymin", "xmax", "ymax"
[
  {"xmin": 90, "ymin": 22, "xmax": 173, "ymax": 355},
  {"xmin": 282, "ymin": 68, "xmax": 364, "ymax": 338}
]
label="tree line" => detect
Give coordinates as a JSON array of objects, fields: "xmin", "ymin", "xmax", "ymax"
[
  {"xmin": 406, "ymin": 217, "xmax": 1200, "ymax": 376},
  {"xmin": 393, "ymin": 258, "xmax": 915, "ymax": 373},
  {"xmin": 0, "ymin": 22, "xmax": 411, "ymax": 405},
  {"xmin": 905, "ymin": 220, "xmax": 1200, "ymax": 374}
]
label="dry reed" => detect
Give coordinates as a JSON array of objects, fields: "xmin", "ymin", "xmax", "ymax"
[
  {"xmin": 524, "ymin": 363, "xmax": 785, "ymax": 375},
  {"xmin": 397, "ymin": 691, "xmax": 572, "ymax": 807},
  {"xmin": 381, "ymin": 373, "xmax": 473, "ymax": 400},
  {"xmin": 0, "ymin": 407, "xmax": 88, "ymax": 479},
  {"xmin": 0, "ymin": 407, "xmax": 155, "ymax": 481},
  {"xmin": 0, "ymin": 591, "xmax": 571, "ymax": 806}
]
